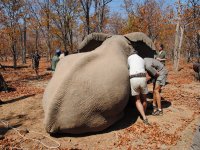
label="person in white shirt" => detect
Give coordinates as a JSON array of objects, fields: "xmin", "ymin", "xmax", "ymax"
[
  {"xmin": 128, "ymin": 52, "xmax": 150, "ymax": 125},
  {"xmin": 59, "ymin": 53, "xmax": 65, "ymax": 59},
  {"xmin": 59, "ymin": 51, "xmax": 69, "ymax": 60}
]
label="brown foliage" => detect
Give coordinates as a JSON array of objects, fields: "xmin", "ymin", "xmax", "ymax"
[{"xmin": 0, "ymin": 58, "xmax": 51, "ymax": 101}]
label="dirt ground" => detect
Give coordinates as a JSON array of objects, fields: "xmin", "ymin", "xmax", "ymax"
[{"xmin": 0, "ymin": 58, "xmax": 200, "ymax": 149}]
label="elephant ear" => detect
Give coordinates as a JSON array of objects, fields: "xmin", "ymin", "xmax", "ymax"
[
  {"xmin": 78, "ymin": 32, "xmax": 112, "ymax": 53},
  {"xmin": 124, "ymin": 32, "xmax": 156, "ymax": 58}
]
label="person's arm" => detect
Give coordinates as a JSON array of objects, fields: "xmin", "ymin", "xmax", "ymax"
[
  {"xmin": 146, "ymin": 72, "xmax": 152, "ymax": 81},
  {"xmin": 156, "ymin": 57, "xmax": 166, "ymax": 61},
  {"xmin": 145, "ymin": 63, "xmax": 159, "ymax": 78},
  {"xmin": 156, "ymin": 51, "xmax": 166, "ymax": 61},
  {"xmin": 145, "ymin": 63, "xmax": 156, "ymax": 76}
]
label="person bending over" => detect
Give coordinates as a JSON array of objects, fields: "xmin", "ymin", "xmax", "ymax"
[{"xmin": 128, "ymin": 53, "xmax": 150, "ymax": 125}]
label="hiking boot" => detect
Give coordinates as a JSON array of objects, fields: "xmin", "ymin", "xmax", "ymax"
[
  {"xmin": 152, "ymin": 105, "xmax": 158, "ymax": 115},
  {"xmin": 143, "ymin": 119, "xmax": 150, "ymax": 125},
  {"xmin": 152, "ymin": 109, "xmax": 163, "ymax": 116}
]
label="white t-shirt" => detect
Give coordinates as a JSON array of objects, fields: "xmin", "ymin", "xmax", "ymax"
[
  {"xmin": 128, "ymin": 54, "xmax": 145, "ymax": 75},
  {"xmin": 59, "ymin": 53, "xmax": 65, "ymax": 59}
]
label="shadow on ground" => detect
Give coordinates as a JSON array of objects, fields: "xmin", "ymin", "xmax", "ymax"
[
  {"xmin": 2, "ymin": 94, "xmax": 35, "ymax": 104},
  {"xmin": 21, "ymin": 73, "xmax": 51, "ymax": 81},
  {"xmin": 51, "ymin": 99, "xmax": 140, "ymax": 138},
  {"xmin": 0, "ymin": 124, "xmax": 22, "ymax": 137},
  {"xmin": 0, "ymin": 65, "xmax": 29, "ymax": 70},
  {"xmin": 0, "ymin": 114, "xmax": 27, "ymax": 137},
  {"xmin": 146, "ymin": 92, "xmax": 171, "ymax": 115},
  {"xmin": 50, "ymin": 95, "xmax": 172, "ymax": 138}
]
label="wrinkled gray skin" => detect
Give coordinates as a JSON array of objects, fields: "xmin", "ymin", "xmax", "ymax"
[
  {"xmin": 191, "ymin": 124, "xmax": 200, "ymax": 150},
  {"xmin": 42, "ymin": 32, "xmax": 155, "ymax": 134}
]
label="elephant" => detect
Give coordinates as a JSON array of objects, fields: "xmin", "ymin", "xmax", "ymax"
[{"xmin": 42, "ymin": 32, "xmax": 156, "ymax": 134}]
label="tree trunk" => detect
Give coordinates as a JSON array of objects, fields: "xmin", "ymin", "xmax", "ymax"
[
  {"xmin": 63, "ymin": 32, "xmax": 69, "ymax": 53},
  {"xmin": 187, "ymin": 50, "xmax": 191, "ymax": 63},
  {"xmin": 86, "ymin": 10, "xmax": 90, "ymax": 35},
  {"xmin": 22, "ymin": 18, "xmax": 27, "ymax": 64},
  {"xmin": 197, "ymin": 32, "xmax": 200, "ymax": 63},
  {"xmin": 20, "ymin": 18, "xmax": 27, "ymax": 64},
  {"xmin": 46, "ymin": 0, "xmax": 51, "ymax": 61},
  {"xmin": 173, "ymin": 21, "xmax": 179, "ymax": 70},
  {"xmin": 12, "ymin": 41, "xmax": 17, "ymax": 69},
  {"xmin": 47, "ymin": 37, "xmax": 51, "ymax": 61},
  {"xmin": 175, "ymin": 27, "xmax": 184, "ymax": 71},
  {"xmin": 35, "ymin": 29, "xmax": 39, "ymax": 50},
  {"xmin": 80, "ymin": 0, "xmax": 92, "ymax": 35},
  {"xmin": 69, "ymin": 29, "xmax": 73, "ymax": 52},
  {"xmin": 173, "ymin": 0, "xmax": 183, "ymax": 72}
]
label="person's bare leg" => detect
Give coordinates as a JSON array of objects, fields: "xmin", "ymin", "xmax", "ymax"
[
  {"xmin": 135, "ymin": 95, "xmax": 147, "ymax": 120},
  {"xmin": 153, "ymin": 80, "xmax": 156, "ymax": 91},
  {"xmin": 153, "ymin": 88, "xmax": 157, "ymax": 112},
  {"xmin": 154, "ymin": 84, "xmax": 162, "ymax": 110},
  {"xmin": 35, "ymin": 68, "xmax": 39, "ymax": 77},
  {"xmin": 140, "ymin": 94, "xmax": 147, "ymax": 112}
]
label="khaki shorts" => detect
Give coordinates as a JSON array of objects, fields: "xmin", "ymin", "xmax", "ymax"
[
  {"xmin": 156, "ymin": 73, "xmax": 168, "ymax": 86},
  {"xmin": 130, "ymin": 77, "xmax": 148, "ymax": 96}
]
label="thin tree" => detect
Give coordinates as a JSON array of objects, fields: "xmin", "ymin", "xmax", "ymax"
[
  {"xmin": 45, "ymin": 0, "xmax": 51, "ymax": 60},
  {"xmin": 19, "ymin": 0, "xmax": 28, "ymax": 64},
  {"xmin": 28, "ymin": 0, "xmax": 52, "ymax": 61},
  {"xmin": 173, "ymin": 0, "xmax": 199, "ymax": 71},
  {"xmin": 173, "ymin": 0, "xmax": 184, "ymax": 71},
  {"xmin": 93, "ymin": 0, "xmax": 112, "ymax": 32},
  {"xmin": 184, "ymin": 0, "xmax": 200, "ymax": 63},
  {"xmin": 80, "ymin": 0, "xmax": 93, "ymax": 35},
  {"xmin": 50, "ymin": 0, "xmax": 79, "ymax": 52},
  {"xmin": 0, "ymin": 0, "xmax": 24, "ymax": 69}
]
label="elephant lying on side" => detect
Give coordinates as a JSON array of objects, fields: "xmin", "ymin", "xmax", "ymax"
[{"xmin": 42, "ymin": 32, "xmax": 156, "ymax": 134}]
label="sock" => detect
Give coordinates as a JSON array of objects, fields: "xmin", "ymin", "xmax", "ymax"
[{"xmin": 153, "ymin": 104, "xmax": 157, "ymax": 108}]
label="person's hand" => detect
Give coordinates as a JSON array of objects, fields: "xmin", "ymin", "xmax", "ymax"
[
  {"xmin": 156, "ymin": 57, "xmax": 161, "ymax": 61},
  {"xmin": 155, "ymin": 72, "xmax": 159, "ymax": 78},
  {"xmin": 146, "ymin": 73, "xmax": 151, "ymax": 81}
]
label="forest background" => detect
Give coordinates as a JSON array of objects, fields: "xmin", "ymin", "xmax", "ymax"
[{"xmin": 0, "ymin": 0, "xmax": 199, "ymax": 71}]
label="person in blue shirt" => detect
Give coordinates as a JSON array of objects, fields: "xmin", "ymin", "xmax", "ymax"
[{"xmin": 51, "ymin": 49, "xmax": 61, "ymax": 71}]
